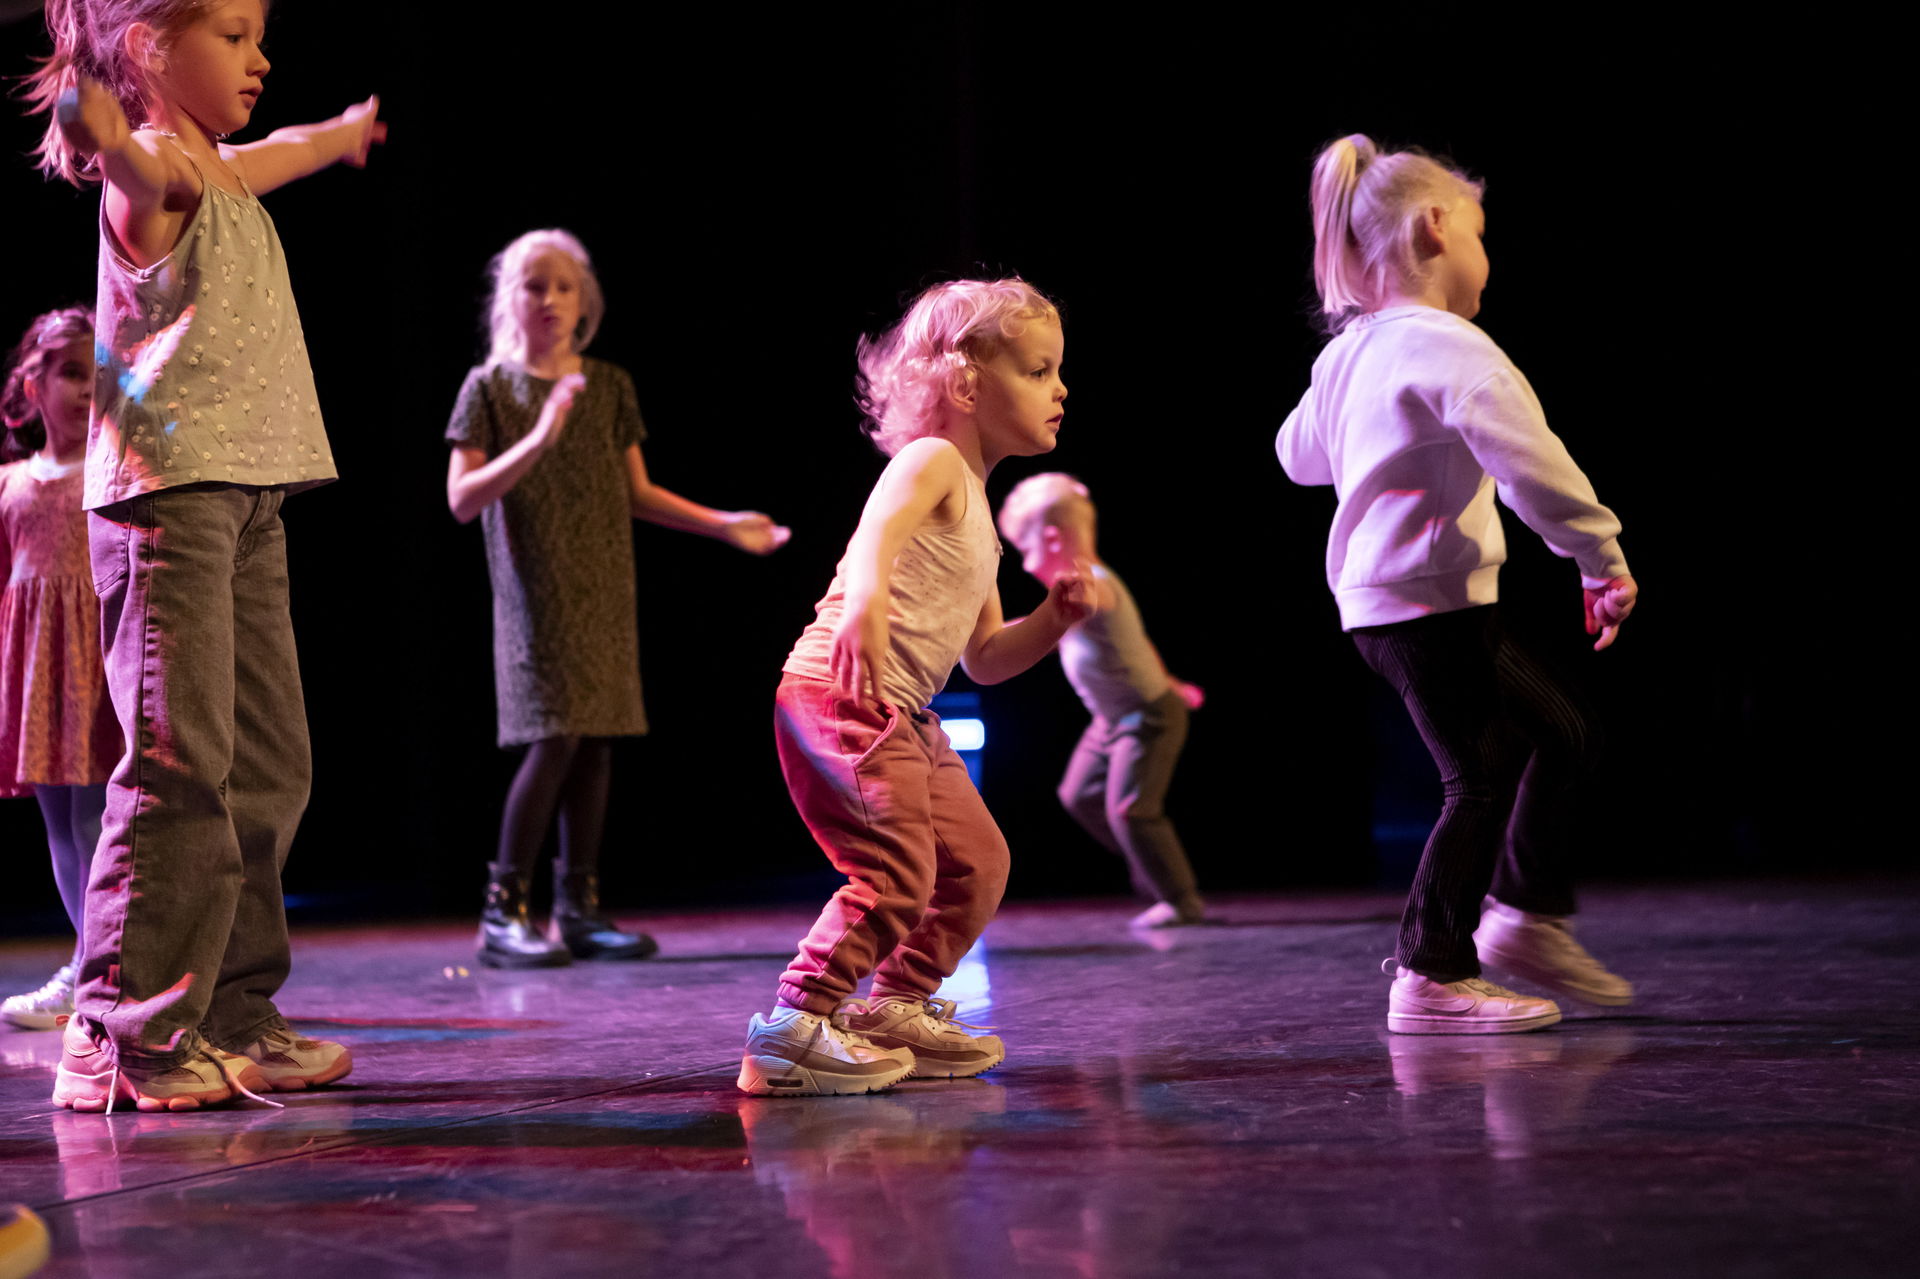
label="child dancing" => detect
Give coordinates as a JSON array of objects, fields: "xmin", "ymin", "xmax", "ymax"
[
  {"xmin": 0, "ymin": 307, "xmax": 120, "ymax": 1030},
  {"xmin": 740, "ymin": 278, "xmax": 1092, "ymax": 1097},
  {"xmin": 28, "ymin": 0, "xmax": 383, "ymax": 1109},
  {"xmin": 1278, "ymin": 135, "xmax": 1638, "ymax": 1035},
  {"xmin": 997, "ymin": 473, "xmax": 1208, "ymax": 929},
  {"xmin": 446, "ymin": 228, "xmax": 788, "ymax": 969}
]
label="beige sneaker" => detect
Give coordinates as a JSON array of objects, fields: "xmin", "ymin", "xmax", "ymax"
[
  {"xmin": 52, "ymin": 1017, "xmax": 271, "ymax": 1113},
  {"xmin": 234, "ymin": 1024, "xmax": 353, "ymax": 1091},
  {"xmin": 737, "ymin": 1006, "xmax": 915, "ymax": 1097},
  {"xmin": 1384, "ymin": 959, "xmax": 1562, "ymax": 1035},
  {"xmin": 839, "ymin": 995, "xmax": 1005, "ymax": 1079}
]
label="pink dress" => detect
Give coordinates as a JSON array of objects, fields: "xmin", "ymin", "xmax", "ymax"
[{"xmin": 0, "ymin": 456, "xmax": 119, "ymax": 796}]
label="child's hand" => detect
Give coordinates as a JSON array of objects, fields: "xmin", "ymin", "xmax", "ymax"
[
  {"xmin": 533, "ymin": 373, "xmax": 586, "ymax": 450},
  {"xmin": 56, "ymin": 78, "xmax": 130, "ymax": 160},
  {"xmin": 829, "ymin": 596, "xmax": 889, "ymax": 707},
  {"xmin": 1583, "ymin": 574, "xmax": 1637, "ymax": 652},
  {"xmin": 338, "ymin": 95, "xmax": 387, "ymax": 167},
  {"xmin": 1173, "ymin": 679, "xmax": 1206, "ymax": 710},
  {"xmin": 723, "ymin": 512, "xmax": 792, "ymax": 556},
  {"xmin": 1048, "ymin": 569, "xmax": 1096, "ymax": 627}
]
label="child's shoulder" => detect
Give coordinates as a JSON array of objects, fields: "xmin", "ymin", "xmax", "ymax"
[
  {"xmin": 1337, "ymin": 308, "xmax": 1511, "ymax": 383},
  {"xmin": 889, "ymin": 435, "xmax": 967, "ymax": 474}
]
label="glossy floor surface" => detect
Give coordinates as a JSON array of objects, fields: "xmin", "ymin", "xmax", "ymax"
[{"xmin": 3, "ymin": 880, "xmax": 1917, "ymax": 1278}]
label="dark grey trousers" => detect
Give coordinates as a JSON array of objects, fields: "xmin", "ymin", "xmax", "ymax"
[
  {"xmin": 1057, "ymin": 690, "xmax": 1202, "ymax": 914},
  {"xmin": 1352, "ymin": 605, "xmax": 1597, "ymax": 981},
  {"xmin": 78, "ymin": 485, "xmax": 310, "ymax": 1066}
]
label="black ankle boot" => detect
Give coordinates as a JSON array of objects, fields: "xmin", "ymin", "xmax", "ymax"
[
  {"xmin": 478, "ymin": 866, "xmax": 570, "ymax": 969},
  {"xmin": 550, "ymin": 869, "xmax": 658, "ymax": 960}
]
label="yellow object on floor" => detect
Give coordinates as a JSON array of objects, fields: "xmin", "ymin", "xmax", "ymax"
[{"xmin": 0, "ymin": 1204, "xmax": 49, "ymax": 1279}]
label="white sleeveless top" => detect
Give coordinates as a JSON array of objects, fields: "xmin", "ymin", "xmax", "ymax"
[{"xmin": 784, "ymin": 458, "xmax": 1000, "ymax": 711}]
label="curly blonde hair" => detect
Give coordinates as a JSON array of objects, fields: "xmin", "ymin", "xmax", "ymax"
[{"xmin": 855, "ymin": 278, "xmax": 1059, "ymax": 457}]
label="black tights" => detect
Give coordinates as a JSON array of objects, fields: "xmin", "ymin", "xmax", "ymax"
[
  {"xmin": 1352, "ymin": 606, "xmax": 1599, "ymax": 981},
  {"xmin": 494, "ymin": 736, "xmax": 614, "ymax": 881}
]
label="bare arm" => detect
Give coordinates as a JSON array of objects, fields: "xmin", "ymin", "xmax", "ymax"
[
  {"xmin": 57, "ymin": 82, "xmax": 197, "ymax": 269},
  {"xmin": 227, "ymin": 96, "xmax": 386, "ymax": 196},
  {"xmin": 446, "ymin": 373, "xmax": 582, "ymax": 523},
  {"xmin": 829, "ymin": 438, "xmax": 969, "ymax": 705},
  {"xmin": 960, "ymin": 572, "xmax": 1094, "ymax": 686},
  {"xmin": 625, "ymin": 445, "xmax": 788, "ymax": 553}
]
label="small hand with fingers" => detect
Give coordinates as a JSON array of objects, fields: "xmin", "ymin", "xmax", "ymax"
[
  {"xmin": 340, "ymin": 95, "xmax": 387, "ymax": 167},
  {"xmin": 534, "ymin": 373, "xmax": 586, "ymax": 450},
  {"xmin": 724, "ymin": 513, "xmax": 792, "ymax": 556},
  {"xmin": 1583, "ymin": 575, "xmax": 1638, "ymax": 652},
  {"xmin": 56, "ymin": 78, "xmax": 129, "ymax": 160}
]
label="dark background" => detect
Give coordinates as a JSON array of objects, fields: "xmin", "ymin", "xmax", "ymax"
[{"xmin": 0, "ymin": 7, "xmax": 1868, "ymax": 932}]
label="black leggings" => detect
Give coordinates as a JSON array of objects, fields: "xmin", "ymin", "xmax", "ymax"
[
  {"xmin": 1352, "ymin": 606, "xmax": 1598, "ymax": 980},
  {"xmin": 494, "ymin": 736, "xmax": 614, "ymax": 881}
]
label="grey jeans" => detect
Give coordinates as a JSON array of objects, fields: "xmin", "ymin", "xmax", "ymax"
[
  {"xmin": 78, "ymin": 485, "xmax": 310, "ymax": 1066},
  {"xmin": 1057, "ymin": 690, "xmax": 1201, "ymax": 913}
]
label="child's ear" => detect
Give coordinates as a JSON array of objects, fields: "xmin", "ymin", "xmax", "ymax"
[
  {"xmin": 1041, "ymin": 523, "xmax": 1065, "ymax": 554},
  {"xmin": 125, "ymin": 22, "xmax": 166, "ymax": 78},
  {"xmin": 944, "ymin": 365, "xmax": 978, "ymax": 415},
  {"xmin": 1413, "ymin": 204, "xmax": 1449, "ymax": 259}
]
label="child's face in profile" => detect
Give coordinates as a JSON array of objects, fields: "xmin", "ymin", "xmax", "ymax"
[{"xmin": 970, "ymin": 319, "xmax": 1066, "ymax": 461}]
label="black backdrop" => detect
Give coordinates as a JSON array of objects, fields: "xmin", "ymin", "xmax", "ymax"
[{"xmin": 0, "ymin": 7, "xmax": 1866, "ymax": 929}]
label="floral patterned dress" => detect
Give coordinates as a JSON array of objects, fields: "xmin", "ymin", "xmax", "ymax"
[{"xmin": 0, "ymin": 456, "xmax": 120, "ymax": 796}]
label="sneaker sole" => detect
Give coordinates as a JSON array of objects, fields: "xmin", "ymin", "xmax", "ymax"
[
  {"xmin": 1477, "ymin": 942, "xmax": 1635, "ymax": 1008},
  {"xmin": 1387, "ymin": 1009, "xmax": 1562, "ymax": 1036},
  {"xmin": 736, "ymin": 1053, "xmax": 915, "ymax": 1097},
  {"xmin": 905, "ymin": 1048, "xmax": 1005, "ymax": 1081},
  {"xmin": 1, "ymin": 1011, "xmax": 67, "ymax": 1031},
  {"xmin": 52, "ymin": 1071, "xmax": 237, "ymax": 1112},
  {"xmin": 854, "ymin": 1034, "xmax": 1006, "ymax": 1080}
]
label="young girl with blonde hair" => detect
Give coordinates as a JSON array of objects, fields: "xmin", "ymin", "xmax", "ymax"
[
  {"xmin": 0, "ymin": 307, "xmax": 121, "ymax": 1032},
  {"xmin": 740, "ymin": 278, "xmax": 1092, "ymax": 1097},
  {"xmin": 27, "ymin": 0, "xmax": 383, "ymax": 1110},
  {"xmin": 446, "ymin": 228, "xmax": 789, "ymax": 969},
  {"xmin": 1278, "ymin": 135, "xmax": 1638, "ymax": 1035}
]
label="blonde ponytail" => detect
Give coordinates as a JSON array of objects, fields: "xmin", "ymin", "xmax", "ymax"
[{"xmin": 1306, "ymin": 134, "xmax": 1483, "ymax": 332}]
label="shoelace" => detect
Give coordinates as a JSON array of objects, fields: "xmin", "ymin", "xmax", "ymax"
[
  {"xmin": 103, "ymin": 1042, "xmax": 282, "ymax": 1117},
  {"xmin": 917, "ymin": 998, "xmax": 996, "ymax": 1032}
]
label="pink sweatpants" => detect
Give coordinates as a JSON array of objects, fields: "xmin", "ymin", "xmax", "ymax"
[{"xmin": 773, "ymin": 674, "xmax": 1010, "ymax": 1014}]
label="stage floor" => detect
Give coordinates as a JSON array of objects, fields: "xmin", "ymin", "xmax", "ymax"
[{"xmin": 2, "ymin": 880, "xmax": 1916, "ymax": 1278}]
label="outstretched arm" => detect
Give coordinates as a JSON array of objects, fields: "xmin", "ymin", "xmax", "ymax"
[
  {"xmin": 447, "ymin": 373, "xmax": 582, "ymax": 523},
  {"xmin": 228, "ymin": 95, "xmax": 386, "ymax": 196},
  {"xmin": 960, "ymin": 572, "xmax": 1095, "ymax": 686},
  {"xmin": 625, "ymin": 446, "xmax": 788, "ymax": 553}
]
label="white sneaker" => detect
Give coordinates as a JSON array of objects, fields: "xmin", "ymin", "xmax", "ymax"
[
  {"xmin": 1475, "ymin": 901, "xmax": 1634, "ymax": 1007},
  {"xmin": 839, "ymin": 995, "xmax": 1005, "ymax": 1079},
  {"xmin": 737, "ymin": 1005, "xmax": 916, "ymax": 1097},
  {"xmin": 1384, "ymin": 959, "xmax": 1562, "ymax": 1035},
  {"xmin": 2, "ymin": 964, "xmax": 76, "ymax": 1031}
]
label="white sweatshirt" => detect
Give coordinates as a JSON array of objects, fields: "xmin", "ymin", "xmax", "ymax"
[{"xmin": 1276, "ymin": 306, "xmax": 1627, "ymax": 631}]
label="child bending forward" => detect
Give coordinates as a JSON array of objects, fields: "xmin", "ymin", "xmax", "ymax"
[
  {"xmin": 999, "ymin": 473, "xmax": 1208, "ymax": 929},
  {"xmin": 740, "ymin": 279, "xmax": 1091, "ymax": 1097}
]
